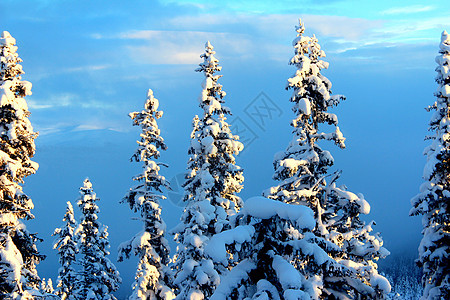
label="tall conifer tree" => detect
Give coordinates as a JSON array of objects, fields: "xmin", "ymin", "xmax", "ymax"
[
  {"xmin": 262, "ymin": 19, "xmax": 390, "ymax": 298},
  {"xmin": 119, "ymin": 89, "xmax": 175, "ymax": 300},
  {"xmin": 172, "ymin": 41, "xmax": 244, "ymax": 299},
  {"xmin": 53, "ymin": 201, "xmax": 78, "ymax": 300},
  {"xmin": 0, "ymin": 31, "xmax": 43, "ymax": 298},
  {"xmin": 74, "ymin": 179, "xmax": 121, "ymax": 300},
  {"xmin": 411, "ymin": 30, "xmax": 450, "ymax": 299},
  {"xmin": 210, "ymin": 20, "xmax": 390, "ymax": 300}
]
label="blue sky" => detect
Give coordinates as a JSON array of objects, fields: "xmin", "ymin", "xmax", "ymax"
[{"xmin": 2, "ymin": 0, "xmax": 450, "ymax": 297}]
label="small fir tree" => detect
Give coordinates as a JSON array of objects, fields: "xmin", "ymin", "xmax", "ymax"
[
  {"xmin": 74, "ymin": 179, "xmax": 121, "ymax": 300},
  {"xmin": 410, "ymin": 30, "xmax": 450, "ymax": 299},
  {"xmin": 0, "ymin": 31, "xmax": 44, "ymax": 298},
  {"xmin": 39, "ymin": 278, "xmax": 55, "ymax": 296},
  {"xmin": 53, "ymin": 201, "xmax": 78, "ymax": 300},
  {"xmin": 118, "ymin": 89, "xmax": 175, "ymax": 300},
  {"xmin": 172, "ymin": 41, "xmax": 244, "ymax": 299},
  {"xmin": 263, "ymin": 20, "xmax": 390, "ymax": 298}
]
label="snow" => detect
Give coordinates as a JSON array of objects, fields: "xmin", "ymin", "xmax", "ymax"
[
  {"xmin": 130, "ymin": 230, "xmax": 151, "ymax": 250},
  {"xmin": 0, "ymin": 30, "xmax": 43, "ymax": 297},
  {"xmin": 272, "ymin": 255, "xmax": 303, "ymax": 290},
  {"xmin": 201, "ymin": 135, "xmax": 217, "ymax": 155},
  {"xmin": 370, "ymin": 273, "xmax": 392, "ymax": 294},
  {"xmin": 0, "ymin": 236, "xmax": 23, "ymax": 285},
  {"xmin": 440, "ymin": 30, "xmax": 450, "ymax": 51},
  {"xmin": 0, "ymin": 81, "xmax": 15, "ymax": 106},
  {"xmin": 211, "ymin": 259, "xmax": 256, "ymax": 299},
  {"xmin": 0, "ymin": 31, "xmax": 16, "ymax": 46},
  {"xmin": 255, "ymin": 280, "xmax": 281, "ymax": 300},
  {"xmin": 289, "ymin": 233, "xmax": 331, "ymax": 266},
  {"xmin": 83, "ymin": 179, "xmax": 92, "ymax": 189},
  {"xmin": 280, "ymin": 158, "xmax": 307, "ymax": 170},
  {"xmin": 173, "ymin": 40, "xmax": 244, "ymax": 299},
  {"xmin": 202, "ymin": 77, "xmax": 214, "ymax": 90},
  {"xmin": 441, "ymin": 84, "xmax": 450, "ymax": 97},
  {"xmin": 297, "ymin": 98, "xmax": 311, "ymax": 115},
  {"xmin": 146, "ymin": 88, "xmax": 159, "ymax": 110},
  {"xmin": 0, "ymin": 212, "xmax": 18, "ymax": 225},
  {"xmin": 357, "ymin": 195, "xmax": 371, "ymax": 214},
  {"xmin": 243, "ymin": 196, "xmax": 315, "ymax": 230},
  {"xmin": 75, "ymin": 179, "xmax": 121, "ymax": 298},
  {"xmin": 284, "ymin": 289, "xmax": 309, "ymax": 300},
  {"xmin": 190, "ymin": 234, "xmax": 205, "ymax": 248},
  {"xmin": 188, "ymin": 290, "xmax": 204, "ymax": 300},
  {"xmin": 205, "ymin": 225, "xmax": 255, "ymax": 263}
]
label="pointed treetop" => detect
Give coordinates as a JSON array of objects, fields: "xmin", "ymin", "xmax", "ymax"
[
  {"xmin": 196, "ymin": 40, "xmax": 222, "ymax": 90},
  {"xmin": 0, "ymin": 31, "xmax": 15, "ymax": 46},
  {"xmin": 145, "ymin": 88, "xmax": 159, "ymax": 111},
  {"xmin": 201, "ymin": 40, "xmax": 217, "ymax": 61},
  {"xmin": 82, "ymin": 178, "xmax": 92, "ymax": 190},
  {"xmin": 291, "ymin": 19, "xmax": 310, "ymax": 57},
  {"xmin": 66, "ymin": 201, "xmax": 74, "ymax": 213},
  {"xmin": 295, "ymin": 18, "xmax": 305, "ymax": 36},
  {"xmin": 1, "ymin": 31, "xmax": 11, "ymax": 38},
  {"xmin": 440, "ymin": 30, "xmax": 450, "ymax": 51},
  {"xmin": 442, "ymin": 30, "xmax": 449, "ymax": 42},
  {"xmin": 205, "ymin": 40, "xmax": 213, "ymax": 50}
]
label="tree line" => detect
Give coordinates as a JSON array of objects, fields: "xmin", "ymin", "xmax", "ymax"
[{"xmin": 0, "ymin": 20, "xmax": 448, "ymax": 300}]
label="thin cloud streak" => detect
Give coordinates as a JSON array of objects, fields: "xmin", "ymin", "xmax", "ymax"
[
  {"xmin": 28, "ymin": 93, "xmax": 117, "ymax": 110},
  {"xmin": 98, "ymin": 13, "xmax": 447, "ymax": 67},
  {"xmin": 381, "ymin": 5, "xmax": 435, "ymax": 15},
  {"xmin": 28, "ymin": 93, "xmax": 76, "ymax": 110}
]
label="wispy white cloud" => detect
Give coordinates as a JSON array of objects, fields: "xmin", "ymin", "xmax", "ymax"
[
  {"xmin": 28, "ymin": 93, "xmax": 116, "ymax": 110},
  {"xmin": 28, "ymin": 64, "xmax": 111, "ymax": 82},
  {"xmin": 28, "ymin": 93, "xmax": 75, "ymax": 110},
  {"xmin": 166, "ymin": 14, "xmax": 383, "ymax": 41},
  {"xmin": 301, "ymin": 15, "xmax": 383, "ymax": 40},
  {"xmin": 98, "ymin": 30, "xmax": 254, "ymax": 64},
  {"xmin": 90, "ymin": 11, "xmax": 448, "ymax": 71},
  {"xmin": 381, "ymin": 5, "xmax": 435, "ymax": 15},
  {"xmin": 93, "ymin": 14, "xmax": 382, "ymax": 66},
  {"xmin": 72, "ymin": 122, "xmax": 129, "ymax": 133},
  {"xmin": 73, "ymin": 124, "xmax": 106, "ymax": 131},
  {"xmin": 368, "ymin": 16, "xmax": 450, "ymax": 46},
  {"xmin": 64, "ymin": 65, "xmax": 110, "ymax": 73}
]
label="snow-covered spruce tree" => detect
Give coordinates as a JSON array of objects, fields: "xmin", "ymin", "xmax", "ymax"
[
  {"xmin": 118, "ymin": 89, "xmax": 175, "ymax": 300},
  {"xmin": 322, "ymin": 173, "xmax": 391, "ymax": 298},
  {"xmin": 172, "ymin": 41, "xmax": 244, "ymax": 299},
  {"xmin": 39, "ymin": 278, "xmax": 54, "ymax": 296},
  {"xmin": 53, "ymin": 201, "xmax": 78, "ymax": 300},
  {"xmin": 0, "ymin": 31, "xmax": 44, "ymax": 298},
  {"xmin": 410, "ymin": 30, "xmax": 450, "ymax": 299},
  {"xmin": 74, "ymin": 179, "xmax": 121, "ymax": 300},
  {"xmin": 260, "ymin": 20, "xmax": 390, "ymax": 298},
  {"xmin": 208, "ymin": 196, "xmax": 339, "ymax": 299}
]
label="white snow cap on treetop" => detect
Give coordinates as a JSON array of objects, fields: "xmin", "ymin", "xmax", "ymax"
[
  {"xmin": 296, "ymin": 18, "xmax": 305, "ymax": 35},
  {"xmin": 442, "ymin": 30, "xmax": 449, "ymax": 43},
  {"xmin": 83, "ymin": 178, "xmax": 92, "ymax": 189},
  {"xmin": 206, "ymin": 40, "xmax": 213, "ymax": 50},
  {"xmin": 0, "ymin": 31, "xmax": 16, "ymax": 46},
  {"xmin": 146, "ymin": 88, "xmax": 159, "ymax": 110},
  {"xmin": 440, "ymin": 30, "xmax": 450, "ymax": 51}
]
